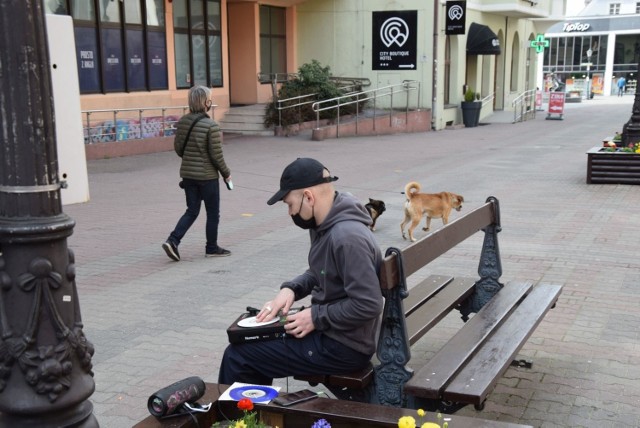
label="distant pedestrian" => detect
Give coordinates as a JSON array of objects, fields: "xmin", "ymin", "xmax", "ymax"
[
  {"xmin": 617, "ymin": 76, "xmax": 626, "ymax": 97},
  {"xmin": 162, "ymin": 86, "xmax": 232, "ymax": 261}
]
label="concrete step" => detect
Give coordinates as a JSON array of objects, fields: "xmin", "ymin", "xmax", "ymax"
[
  {"xmin": 221, "ymin": 121, "xmax": 270, "ymax": 132},
  {"xmin": 227, "ymin": 104, "xmax": 269, "ymax": 115},
  {"xmin": 223, "ymin": 129, "xmax": 274, "ymax": 137},
  {"xmin": 222, "ymin": 114, "xmax": 266, "ymax": 124},
  {"xmin": 220, "ymin": 103, "xmax": 273, "ymax": 136}
]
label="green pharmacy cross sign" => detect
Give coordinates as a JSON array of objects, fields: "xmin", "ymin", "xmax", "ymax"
[{"xmin": 530, "ymin": 34, "xmax": 549, "ymax": 53}]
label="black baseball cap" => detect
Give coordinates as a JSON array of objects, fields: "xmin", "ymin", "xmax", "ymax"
[{"xmin": 267, "ymin": 158, "xmax": 338, "ymax": 205}]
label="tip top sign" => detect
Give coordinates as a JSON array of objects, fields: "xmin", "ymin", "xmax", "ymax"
[{"xmin": 563, "ymin": 22, "xmax": 590, "ymax": 32}]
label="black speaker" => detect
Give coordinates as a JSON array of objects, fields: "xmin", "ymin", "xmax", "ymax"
[{"xmin": 147, "ymin": 376, "xmax": 206, "ymax": 417}]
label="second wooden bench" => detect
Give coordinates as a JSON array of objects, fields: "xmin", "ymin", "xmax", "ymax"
[{"xmin": 296, "ymin": 196, "xmax": 562, "ymax": 413}]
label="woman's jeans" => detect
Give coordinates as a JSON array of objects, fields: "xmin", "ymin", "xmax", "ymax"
[{"xmin": 168, "ymin": 178, "xmax": 220, "ymax": 253}]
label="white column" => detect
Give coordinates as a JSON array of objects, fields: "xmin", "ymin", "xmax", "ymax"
[
  {"xmin": 536, "ymin": 50, "xmax": 544, "ymax": 92},
  {"xmin": 603, "ymin": 33, "xmax": 616, "ymax": 96}
]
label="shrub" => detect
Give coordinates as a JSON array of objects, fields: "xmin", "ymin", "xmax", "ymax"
[
  {"xmin": 264, "ymin": 60, "xmax": 366, "ymax": 129},
  {"xmin": 464, "ymin": 87, "xmax": 478, "ymax": 102}
]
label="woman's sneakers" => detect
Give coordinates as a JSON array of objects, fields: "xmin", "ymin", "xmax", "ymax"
[
  {"xmin": 164, "ymin": 242, "xmax": 230, "ymax": 260},
  {"xmin": 205, "ymin": 247, "xmax": 231, "ymax": 257},
  {"xmin": 162, "ymin": 240, "xmax": 180, "ymax": 261}
]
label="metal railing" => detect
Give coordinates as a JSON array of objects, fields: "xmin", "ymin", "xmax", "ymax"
[
  {"xmin": 257, "ymin": 72, "xmax": 299, "ymax": 84},
  {"xmin": 273, "ymin": 78, "xmax": 372, "ymax": 128},
  {"xmin": 512, "ymin": 89, "xmax": 536, "ymax": 123},
  {"xmin": 275, "ymin": 93, "xmax": 319, "ymax": 128},
  {"xmin": 311, "ymin": 80, "xmax": 421, "ymax": 138},
  {"xmin": 81, "ymin": 106, "xmax": 194, "ymax": 144},
  {"xmin": 481, "ymin": 93, "xmax": 495, "ymax": 107},
  {"xmin": 258, "ymin": 73, "xmax": 300, "ymax": 100}
]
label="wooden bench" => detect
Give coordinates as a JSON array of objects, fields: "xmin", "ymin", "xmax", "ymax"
[{"xmin": 296, "ymin": 196, "xmax": 563, "ymax": 413}]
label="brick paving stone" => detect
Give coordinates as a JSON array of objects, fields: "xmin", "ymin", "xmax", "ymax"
[{"xmin": 57, "ymin": 97, "xmax": 640, "ymax": 426}]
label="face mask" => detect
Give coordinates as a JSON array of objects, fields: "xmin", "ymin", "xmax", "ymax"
[{"xmin": 291, "ymin": 195, "xmax": 317, "ymax": 229}]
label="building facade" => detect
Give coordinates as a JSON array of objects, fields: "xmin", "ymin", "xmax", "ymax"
[
  {"xmin": 44, "ymin": 0, "xmax": 567, "ymax": 133},
  {"xmin": 542, "ymin": 0, "xmax": 640, "ymax": 97}
]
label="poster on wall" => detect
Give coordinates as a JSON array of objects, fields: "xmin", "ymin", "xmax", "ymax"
[
  {"xmin": 148, "ymin": 31, "xmax": 168, "ymax": 89},
  {"xmin": 101, "ymin": 28, "xmax": 125, "ymax": 92},
  {"xmin": 126, "ymin": 29, "xmax": 146, "ymax": 91},
  {"xmin": 372, "ymin": 10, "xmax": 417, "ymax": 71},
  {"xmin": 592, "ymin": 73, "xmax": 603, "ymax": 95},
  {"xmin": 445, "ymin": 1, "xmax": 466, "ymax": 35},
  {"xmin": 75, "ymin": 27, "xmax": 100, "ymax": 93}
]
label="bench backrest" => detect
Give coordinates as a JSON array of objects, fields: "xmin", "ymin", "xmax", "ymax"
[{"xmin": 379, "ymin": 197, "xmax": 500, "ymax": 290}]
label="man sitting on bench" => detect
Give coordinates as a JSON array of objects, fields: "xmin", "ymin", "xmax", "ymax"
[{"xmin": 218, "ymin": 158, "xmax": 384, "ymax": 385}]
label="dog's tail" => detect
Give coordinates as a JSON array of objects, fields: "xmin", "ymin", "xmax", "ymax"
[{"xmin": 404, "ymin": 181, "xmax": 421, "ymax": 199}]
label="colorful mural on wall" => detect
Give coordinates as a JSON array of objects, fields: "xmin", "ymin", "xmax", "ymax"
[{"xmin": 84, "ymin": 115, "xmax": 180, "ymax": 143}]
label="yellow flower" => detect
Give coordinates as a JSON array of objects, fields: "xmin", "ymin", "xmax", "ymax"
[
  {"xmin": 417, "ymin": 409, "xmax": 425, "ymax": 417},
  {"xmin": 234, "ymin": 422, "xmax": 247, "ymax": 428},
  {"xmin": 422, "ymin": 423, "xmax": 441, "ymax": 428},
  {"xmin": 398, "ymin": 416, "xmax": 416, "ymax": 428}
]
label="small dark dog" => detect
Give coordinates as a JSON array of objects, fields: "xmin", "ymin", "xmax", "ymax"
[{"xmin": 365, "ymin": 198, "xmax": 386, "ymax": 231}]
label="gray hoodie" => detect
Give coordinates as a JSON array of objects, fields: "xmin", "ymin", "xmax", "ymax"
[{"xmin": 280, "ymin": 192, "xmax": 383, "ymax": 356}]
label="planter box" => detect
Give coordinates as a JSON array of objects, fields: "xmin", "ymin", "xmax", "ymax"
[
  {"xmin": 134, "ymin": 383, "xmax": 533, "ymax": 428},
  {"xmin": 586, "ymin": 146, "xmax": 640, "ymax": 184}
]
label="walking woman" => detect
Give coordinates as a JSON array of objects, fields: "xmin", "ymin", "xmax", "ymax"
[{"xmin": 163, "ymin": 85, "xmax": 232, "ymax": 261}]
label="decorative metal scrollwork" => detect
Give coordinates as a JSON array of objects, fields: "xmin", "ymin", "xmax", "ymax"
[
  {"xmin": 0, "ymin": 250, "xmax": 94, "ymax": 402},
  {"xmin": 459, "ymin": 197, "xmax": 504, "ymax": 321},
  {"xmin": 374, "ymin": 247, "xmax": 413, "ymax": 407}
]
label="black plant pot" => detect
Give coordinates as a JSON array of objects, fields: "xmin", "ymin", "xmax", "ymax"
[{"xmin": 461, "ymin": 101, "xmax": 482, "ymax": 128}]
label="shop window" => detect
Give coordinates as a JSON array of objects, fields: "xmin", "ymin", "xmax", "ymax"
[
  {"xmin": 259, "ymin": 5, "xmax": 286, "ymax": 79},
  {"xmin": 173, "ymin": 0, "xmax": 223, "ymax": 89},
  {"xmin": 44, "ymin": 0, "xmax": 167, "ymax": 94},
  {"xmin": 609, "ymin": 3, "xmax": 620, "ymax": 15}
]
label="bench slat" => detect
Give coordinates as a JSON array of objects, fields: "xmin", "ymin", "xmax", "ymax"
[
  {"xmin": 406, "ymin": 277, "xmax": 477, "ymax": 346},
  {"xmin": 404, "ymin": 280, "xmax": 533, "ymax": 399},
  {"xmin": 380, "ymin": 201, "xmax": 495, "ymax": 289},
  {"xmin": 443, "ymin": 283, "xmax": 563, "ymax": 406},
  {"xmin": 403, "ymin": 275, "xmax": 454, "ymax": 316}
]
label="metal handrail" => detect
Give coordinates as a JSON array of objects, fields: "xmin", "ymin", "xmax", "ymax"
[
  {"xmin": 311, "ymin": 80, "xmax": 420, "ymax": 138},
  {"xmin": 257, "ymin": 72, "xmax": 298, "ymax": 84},
  {"xmin": 481, "ymin": 93, "xmax": 495, "ymax": 107},
  {"xmin": 273, "ymin": 79, "xmax": 371, "ymax": 127},
  {"xmin": 329, "ymin": 76, "xmax": 372, "ymax": 88},
  {"xmin": 512, "ymin": 89, "xmax": 536, "ymax": 123},
  {"xmin": 275, "ymin": 93, "xmax": 319, "ymax": 128},
  {"xmin": 81, "ymin": 105, "xmax": 213, "ymax": 144}
]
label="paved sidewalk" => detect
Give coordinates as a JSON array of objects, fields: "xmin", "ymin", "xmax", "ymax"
[{"xmin": 64, "ymin": 96, "xmax": 640, "ymax": 427}]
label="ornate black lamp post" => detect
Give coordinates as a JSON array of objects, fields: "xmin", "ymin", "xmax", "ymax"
[
  {"xmin": 622, "ymin": 45, "xmax": 640, "ymax": 147},
  {"xmin": 0, "ymin": 1, "xmax": 96, "ymax": 427}
]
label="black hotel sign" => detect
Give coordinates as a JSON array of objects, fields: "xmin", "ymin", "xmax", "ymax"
[
  {"xmin": 372, "ymin": 10, "xmax": 417, "ymax": 71},
  {"xmin": 446, "ymin": 1, "xmax": 466, "ymax": 35}
]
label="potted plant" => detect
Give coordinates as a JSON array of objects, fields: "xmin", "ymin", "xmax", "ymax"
[{"xmin": 461, "ymin": 87, "xmax": 482, "ymax": 128}]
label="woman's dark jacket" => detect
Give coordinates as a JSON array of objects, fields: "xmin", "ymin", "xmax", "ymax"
[{"xmin": 174, "ymin": 112, "xmax": 230, "ymax": 180}]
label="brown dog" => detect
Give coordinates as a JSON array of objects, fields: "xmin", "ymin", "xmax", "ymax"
[
  {"xmin": 400, "ymin": 182, "xmax": 464, "ymax": 242},
  {"xmin": 365, "ymin": 198, "xmax": 386, "ymax": 231}
]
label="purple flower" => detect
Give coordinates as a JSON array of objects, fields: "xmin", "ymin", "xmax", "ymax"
[{"xmin": 312, "ymin": 419, "xmax": 331, "ymax": 428}]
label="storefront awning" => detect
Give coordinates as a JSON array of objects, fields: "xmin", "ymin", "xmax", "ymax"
[{"xmin": 466, "ymin": 22, "xmax": 501, "ymax": 55}]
